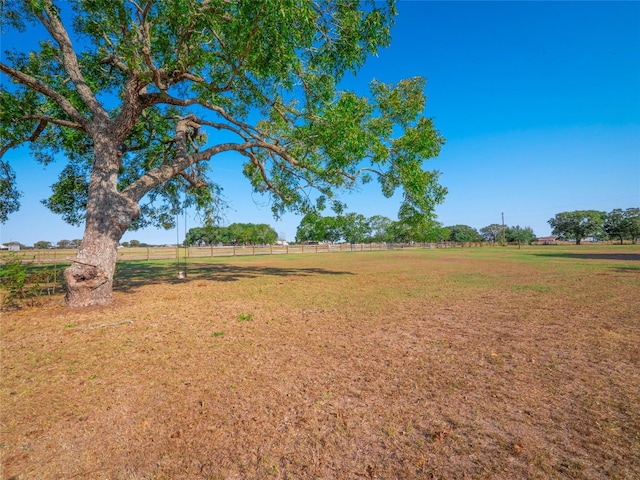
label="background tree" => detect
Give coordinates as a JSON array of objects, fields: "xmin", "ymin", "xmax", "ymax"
[
  {"xmin": 227, "ymin": 224, "xmax": 247, "ymax": 246},
  {"xmin": 340, "ymin": 213, "xmax": 370, "ymax": 244},
  {"xmin": 603, "ymin": 208, "xmax": 640, "ymax": 244},
  {"xmin": 33, "ymin": 240, "xmax": 52, "ymax": 249},
  {"xmin": 480, "ymin": 224, "xmax": 504, "ymax": 244},
  {"xmin": 422, "ymin": 223, "xmax": 450, "ymax": 243},
  {"xmin": 295, "ymin": 213, "xmax": 323, "ymax": 244},
  {"xmin": 185, "ymin": 225, "xmax": 225, "ymax": 246},
  {"xmin": 393, "ymin": 204, "xmax": 440, "ymax": 243},
  {"xmin": 252, "ymin": 224, "xmax": 278, "ymax": 245},
  {"xmin": 295, "ymin": 213, "xmax": 342, "ymax": 244},
  {"xmin": 368, "ymin": 215, "xmax": 394, "ymax": 243},
  {"xmin": 0, "ymin": 160, "xmax": 21, "ymax": 223},
  {"xmin": 184, "ymin": 227, "xmax": 206, "ymax": 247},
  {"xmin": 603, "ymin": 209, "xmax": 627, "ymax": 244},
  {"xmin": 446, "ymin": 224, "xmax": 482, "ymax": 243},
  {"xmin": 505, "ymin": 225, "xmax": 536, "ymax": 245},
  {"xmin": 296, "ymin": 210, "xmax": 449, "ymax": 244},
  {"xmin": 626, "ymin": 208, "xmax": 640, "ymax": 244},
  {"xmin": 56, "ymin": 239, "xmax": 73, "ymax": 249},
  {"xmin": 1, "ymin": 0, "xmax": 446, "ymax": 307},
  {"xmin": 320, "ymin": 216, "xmax": 344, "ymax": 244},
  {"xmin": 548, "ymin": 210, "xmax": 605, "ymax": 244},
  {"xmin": 185, "ymin": 223, "xmax": 276, "ymax": 246}
]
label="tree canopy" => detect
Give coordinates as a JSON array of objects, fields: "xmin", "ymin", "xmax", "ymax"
[
  {"xmin": 445, "ymin": 224, "xmax": 482, "ymax": 243},
  {"xmin": 0, "ymin": 0, "xmax": 446, "ymax": 306},
  {"xmin": 505, "ymin": 225, "xmax": 535, "ymax": 245},
  {"xmin": 548, "ymin": 210, "xmax": 605, "ymax": 244},
  {"xmin": 1, "ymin": 0, "xmax": 445, "ymax": 225},
  {"xmin": 185, "ymin": 223, "xmax": 277, "ymax": 246},
  {"xmin": 603, "ymin": 208, "xmax": 640, "ymax": 244},
  {"xmin": 295, "ymin": 211, "xmax": 448, "ymax": 244},
  {"xmin": 479, "ymin": 224, "xmax": 504, "ymax": 244}
]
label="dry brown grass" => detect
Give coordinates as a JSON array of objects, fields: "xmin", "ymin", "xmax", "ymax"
[{"xmin": 2, "ymin": 245, "xmax": 639, "ymax": 479}]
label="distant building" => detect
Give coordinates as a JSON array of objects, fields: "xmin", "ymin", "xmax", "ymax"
[{"xmin": 537, "ymin": 236, "xmax": 557, "ymax": 245}]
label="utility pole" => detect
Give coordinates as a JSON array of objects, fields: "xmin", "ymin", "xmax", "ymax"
[{"xmin": 501, "ymin": 212, "xmax": 506, "ymax": 246}]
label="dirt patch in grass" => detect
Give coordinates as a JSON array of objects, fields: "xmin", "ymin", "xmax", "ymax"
[{"xmin": 2, "ymin": 246, "xmax": 639, "ymax": 479}]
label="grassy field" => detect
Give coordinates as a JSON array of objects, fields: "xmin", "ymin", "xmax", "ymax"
[{"xmin": 1, "ymin": 245, "xmax": 639, "ymax": 479}]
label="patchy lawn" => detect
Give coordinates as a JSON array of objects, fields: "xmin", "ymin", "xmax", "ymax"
[{"xmin": 2, "ymin": 245, "xmax": 639, "ymax": 479}]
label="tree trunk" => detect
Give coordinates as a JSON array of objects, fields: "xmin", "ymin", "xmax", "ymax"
[
  {"xmin": 64, "ymin": 133, "xmax": 139, "ymax": 307},
  {"xmin": 63, "ymin": 225, "xmax": 120, "ymax": 307}
]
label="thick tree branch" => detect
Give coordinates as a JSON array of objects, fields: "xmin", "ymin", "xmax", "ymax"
[
  {"xmin": 140, "ymin": 92, "xmax": 264, "ymax": 140},
  {"xmin": 121, "ymin": 132, "xmax": 300, "ymax": 204},
  {"xmin": 100, "ymin": 54, "xmax": 129, "ymax": 73},
  {"xmin": 19, "ymin": 115, "xmax": 83, "ymax": 131},
  {"xmin": 175, "ymin": 115, "xmax": 201, "ymax": 160},
  {"xmin": 122, "ymin": 142, "xmax": 253, "ymax": 203},
  {"xmin": 112, "ymin": 77, "xmax": 152, "ymax": 143},
  {"xmin": 35, "ymin": 1, "xmax": 108, "ymax": 121},
  {"xmin": 0, "ymin": 62, "xmax": 88, "ymax": 128}
]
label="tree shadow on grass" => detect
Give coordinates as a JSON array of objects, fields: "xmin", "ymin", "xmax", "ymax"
[
  {"xmin": 611, "ymin": 266, "xmax": 640, "ymax": 274},
  {"xmin": 532, "ymin": 252, "xmax": 640, "ymax": 262},
  {"xmin": 114, "ymin": 261, "xmax": 353, "ymax": 293}
]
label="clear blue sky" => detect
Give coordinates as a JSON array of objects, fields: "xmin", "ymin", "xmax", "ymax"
[{"xmin": 1, "ymin": 1, "xmax": 639, "ymax": 246}]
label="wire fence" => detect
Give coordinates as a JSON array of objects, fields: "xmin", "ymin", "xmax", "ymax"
[
  {"xmin": 4, "ymin": 238, "xmax": 625, "ymax": 266},
  {"xmin": 1, "ymin": 241, "xmax": 485, "ymax": 265}
]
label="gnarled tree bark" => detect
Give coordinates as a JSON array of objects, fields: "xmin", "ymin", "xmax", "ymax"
[{"xmin": 64, "ymin": 133, "xmax": 140, "ymax": 307}]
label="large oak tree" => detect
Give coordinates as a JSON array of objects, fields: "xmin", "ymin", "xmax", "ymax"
[
  {"xmin": 548, "ymin": 210, "xmax": 605, "ymax": 244},
  {"xmin": 1, "ymin": 0, "xmax": 446, "ymax": 307},
  {"xmin": 603, "ymin": 208, "xmax": 640, "ymax": 244}
]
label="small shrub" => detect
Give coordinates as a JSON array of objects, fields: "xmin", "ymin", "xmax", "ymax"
[{"xmin": 0, "ymin": 253, "xmax": 60, "ymax": 309}]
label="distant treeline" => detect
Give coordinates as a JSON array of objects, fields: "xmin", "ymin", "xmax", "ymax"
[
  {"xmin": 184, "ymin": 223, "xmax": 278, "ymax": 246},
  {"xmin": 294, "ymin": 213, "xmax": 536, "ymax": 245},
  {"xmin": 11, "ymin": 208, "xmax": 637, "ymax": 250}
]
